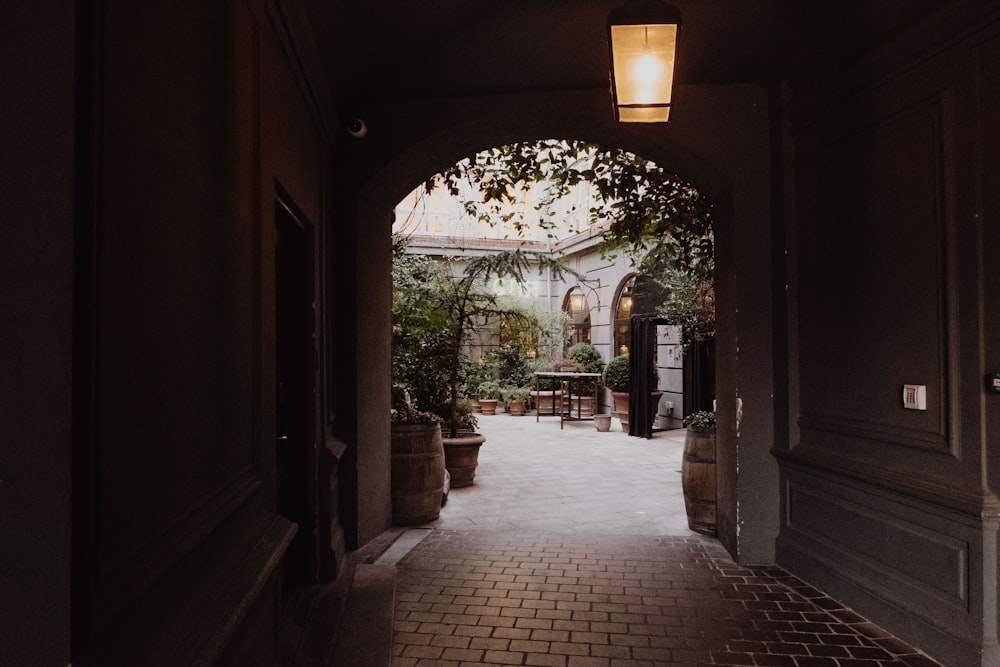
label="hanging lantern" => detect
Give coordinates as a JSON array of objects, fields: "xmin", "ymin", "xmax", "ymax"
[
  {"xmin": 569, "ymin": 291, "xmax": 587, "ymax": 313},
  {"xmin": 607, "ymin": 0, "xmax": 681, "ymax": 122}
]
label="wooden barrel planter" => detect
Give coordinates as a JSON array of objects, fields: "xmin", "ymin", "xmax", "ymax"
[
  {"xmin": 443, "ymin": 432, "xmax": 486, "ymax": 487},
  {"xmin": 681, "ymin": 427, "xmax": 717, "ymax": 536},
  {"xmin": 390, "ymin": 423, "xmax": 446, "ymax": 525}
]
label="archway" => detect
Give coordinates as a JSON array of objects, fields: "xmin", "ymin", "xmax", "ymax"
[{"xmin": 349, "ymin": 85, "xmax": 777, "ymax": 563}]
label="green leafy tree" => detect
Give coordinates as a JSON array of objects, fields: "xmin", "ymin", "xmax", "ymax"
[
  {"xmin": 391, "ymin": 238, "xmax": 453, "ymax": 418},
  {"xmin": 429, "ymin": 139, "xmax": 714, "ymax": 275},
  {"xmin": 425, "ymin": 139, "xmax": 715, "ymax": 348},
  {"xmin": 535, "ymin": 309, "xmax": 574, "ymax": 361}
]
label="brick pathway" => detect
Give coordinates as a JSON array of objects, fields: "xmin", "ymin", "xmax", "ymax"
[
  {"xmin": 391, "ymin": 531, "xmax": 941, "ymax": 667},
  {"xmin": 387, "ymin": 414, "xmax": 943, "ymax": 667}
]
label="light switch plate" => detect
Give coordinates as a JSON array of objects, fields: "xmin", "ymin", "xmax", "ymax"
[{"xmin": 903, "ymin": 384, "xmax": 927, "ymax": 410}]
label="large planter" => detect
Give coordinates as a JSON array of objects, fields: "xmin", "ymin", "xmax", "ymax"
[
  {"xmin": 611, "ymin": 391, "xmax": 630, "ymax": 431},
  {"xmin": 478, "ymin": 398, "xmax": 498, "ymax": 416},
  {"xmin": 611, "ymin": 390, "xmax": 665, "ymax": 433},
  {"xmin": 681, "ymin": 427, "xmax": 717, "ymax": 536},
  {"xmin": 443, "ymin": 432, "xmax": 486, "ymax": 487},
  {"xmin": 390, "ymin": 423, "xmax": 446, "ymax": 525},
  {"xmin": 565, "ymin": 394, "xmax": 595, "ymax": 417},
  {"xmin": 530, "ymin": 389, "xmax": 562, "ymax": 415},
  {"xmin": 507, "ymin": 399, "xmax": 526, "ymax": 416}
]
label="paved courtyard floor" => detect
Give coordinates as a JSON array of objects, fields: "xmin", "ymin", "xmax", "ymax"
[
  {"xmin": 387, "ymin": 413, "xmax": 943, "ymax": 667},
  {"xmin": 433, "ymin": 412, "xmax": 690, "ymax": 535}
]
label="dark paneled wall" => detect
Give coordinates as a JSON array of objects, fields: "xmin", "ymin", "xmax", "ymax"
[
  {"xmin": 0, "ymin": 2, "xmax": 76, "ymax": 665},
  {"xmin": 779, "ymin": 7, "xmax": 1000, "ymax": 665},
  {"xmin": 68, "ymin": 1, "xmax": 344, "ymax": 663}
]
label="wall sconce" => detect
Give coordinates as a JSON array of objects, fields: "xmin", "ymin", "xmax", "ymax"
[
  {"xmin": 569, "ymin": 292, "xmax": 587, "ymax": 313},
  {"xmin": 607, "ymin": 0, "xmax": 681, "ymax": 122}
]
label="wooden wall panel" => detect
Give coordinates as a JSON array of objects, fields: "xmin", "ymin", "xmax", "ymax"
[
  {"xmin": 74, "ymin": 0, "xmax": 338, "ymax": 661},
  {"xmin": 797, "ymin": 94, "xmax": 951, "ymax": 451},
  {"xmin": 781, "ymin": 7, "xmax": 1000, "ymax": 664},
  {"xmin": 96, "ymin": 0, "xmax": 259, "ymax": 614}
]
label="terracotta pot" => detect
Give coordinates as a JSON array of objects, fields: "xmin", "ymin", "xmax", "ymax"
[
  {"xmin": 566, "ymin": 394, "xmax": 595, "ymax": 417},
  {"xmin": 611, "ymin": 391, "xmax": 630, "ymax": 431},
  {"xmin": 507, "ymin": 399, "xmax": 526, "ymax": 416},
  {"xmin": 611, "ymin": 391, "xmax": 664, "ymax": 433},
  {"xmin": 442, "ymin": 432, "xmax": 486, "ymax": 487},
  {"xmin": 478, "ymin": 398, "xmax": 498, "ymax": 416},
  {"xmin": 529, "ymin": 389, "xmax": 562, "ymax": 415}
]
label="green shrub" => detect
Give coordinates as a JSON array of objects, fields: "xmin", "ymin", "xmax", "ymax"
[
  {"xmin": 683, "ymin": 410, "xmax": 716, "ymax": 432},
  {"xmin": 463, "ymin": 359, "xmax": 496, "ymax": 395},
  {"xmin": 601, "ymin": 353, "xmax": 658, "ymax": 393},
  {"xmin": 568, "ymin": 342, "xmax": 604, "ymax": 393},
  {"xmin": 602, "ymin": 354, "xmax": 631, "ymax": 392},
  {"xmin": 501, "ymin": 386, "xmax": 530, "ymax": 403},
  {"xmin": 568, "ymin": 342, "xmax": 604, "ymax": 374},
  {"xmin": 486, "ymin": 342, "xmax": 533, "ymax": 388},
  {"xmin": 476, "ymin": 380, "xmax": 502, "ymax": 400}
]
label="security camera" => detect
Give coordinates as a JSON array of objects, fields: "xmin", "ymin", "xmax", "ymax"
[{"xmin": 347, "ymin": 118, "xmax": 367, "ymax": 138}]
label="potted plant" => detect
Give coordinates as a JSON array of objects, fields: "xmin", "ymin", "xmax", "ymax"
[
  {"xmin": 602, "ymin": 353, "xmax": 632, "ymax": 431},
  {"xmin": 389, "ymin": 390, "xmax": 446, "ymax": 525},
  {"xmin": 681, "ymin": 410, "xmax": 717, "ymax": 536},
  {"xmin": 463, "ymin": 359, "xmax": 496, "ymax": 413},
  {"xmin": 501, "ymin": 386, "xmax": 530, "ymax": 416},
  {"xmin": 601, "ymin": 353, "xmax": 660, "ymax": 432},
  {"xmin": 393, "ymin": 238, "xmax": 577, "ymax": 486},
  {"xmin": 476, "ymin": 380, "xmax": 502, "ymax": 416}
]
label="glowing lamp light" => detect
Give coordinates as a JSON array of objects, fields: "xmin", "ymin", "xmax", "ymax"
[
  {"xmin": 607, "ymin": 0, "xmax": 681, "ymax": 123},
  {"xmin": 569, "ymin": 293, "xmax": 587, "ymax": 312}
]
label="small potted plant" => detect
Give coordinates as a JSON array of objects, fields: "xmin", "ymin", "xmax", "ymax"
[
  {"xmin": 681, "ymin": 410, "xmax": 717, "ymax": 536},
  {"xmin": 501, "ymin": 386, "xmax": 530, "ymax": 416},
  {"xmin": 476, "ymin": 380, "xmax": 502, "ymax": 416}
]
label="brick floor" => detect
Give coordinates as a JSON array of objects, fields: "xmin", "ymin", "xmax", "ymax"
[
  {"xmin": 390, "ymin": 530, "xmax": 942, "ymax": 667},
  {"xmin": 290, "ymin": 413, "xmax": 944, "ymax": 666},
  {"xmin": 385, "ymin": 414, "xmax": 943, "ymax": 667}
]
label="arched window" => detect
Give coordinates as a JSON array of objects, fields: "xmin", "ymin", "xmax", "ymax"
[
  {"xmin": 612, "ymin": 275, "xmax": 636, "ymax": 355},
  {"xmin": 562, "ymin": 287, "xmax": 591, "ymax": 346}
]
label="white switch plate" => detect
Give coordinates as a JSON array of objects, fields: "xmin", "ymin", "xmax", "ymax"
[{"xmin": 903, "ymin": 384, "xmax": 927, "ymax": 410}]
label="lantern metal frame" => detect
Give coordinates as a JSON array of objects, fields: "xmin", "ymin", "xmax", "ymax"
[{"xmin": 607, "ymin": 0, "xmax": 681, "ymax": 123}]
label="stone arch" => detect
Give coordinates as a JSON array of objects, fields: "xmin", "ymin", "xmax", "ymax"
[{"xmin": 348, "ymin": 86, "xmax": 774, "ymax": 562}]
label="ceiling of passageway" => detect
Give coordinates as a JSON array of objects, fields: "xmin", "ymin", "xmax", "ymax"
[{"xmin": 308, "ymin": 0, "xmax": 947, "ymax": 108}]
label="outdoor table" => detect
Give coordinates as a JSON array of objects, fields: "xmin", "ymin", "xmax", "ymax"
[{"xmin": 533, "ymin": 371, "xmax": 601, "ymax": 429}]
